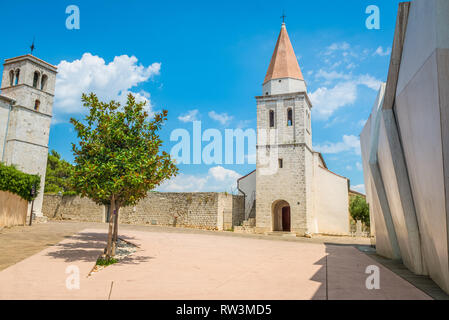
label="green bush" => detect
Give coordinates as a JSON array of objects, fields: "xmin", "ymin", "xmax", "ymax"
[
  {"xmin": 0, "ymin": 162, "xmax": 40, "ymax": 201},
  {"xmin": 349, "ymin": 195, "xmax": 370, "ymax": 227},
  {"xmin": 96, "ymin": 257, "xmax": 117, "ymax": 266}
]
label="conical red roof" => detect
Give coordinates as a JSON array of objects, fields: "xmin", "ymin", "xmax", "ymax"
[{"xmin": 264, "ymin": 23, "xmax": 304, "ymax": 83}]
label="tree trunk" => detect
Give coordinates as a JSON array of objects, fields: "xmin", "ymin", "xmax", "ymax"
[
  {"xmin": 111, "ymin": 202, "xmax": 120, "ymax": 256},
  {"xmin": 105, "ymin": 195, "xmax": 116, "ymax": 258}
]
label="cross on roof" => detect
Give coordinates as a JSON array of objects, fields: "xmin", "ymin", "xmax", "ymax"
[
  {"xmin": 281, "ymin": 11, "xmax": 286, "ymax": 23},
  {"xmin": 30, "ymin": 37, "xmax": 35, "ymax": 55}
]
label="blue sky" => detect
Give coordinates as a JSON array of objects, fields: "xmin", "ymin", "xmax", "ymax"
[{"xmin": 0, "ymin": 0, "xmax": 402, "ymax": 194}]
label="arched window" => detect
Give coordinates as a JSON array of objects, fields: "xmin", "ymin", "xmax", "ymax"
[
  {"xmin": 34, "ymin": 99, "xmax": 40, "ymax": 111},
  {"xmin": 33, "ymin": 71, "xmax": 40, "ymax": 88},
  {"xmin": 14, "ymin": 69, "xmax": 20, "ymax": 85},
  {"xmin": 287, "ymin": 108, "xmax": 293, "ymax": 126},
  {"xmin": 41, "ymin": 75, "xmax": 48, "ymax": 91},
  {"xmin": 9, "ymin": 70, "xmax": 14, "ymax": 86},
  {"xmin": 269, "ymin": 110, "xmax": 275, "ymax": 128}
]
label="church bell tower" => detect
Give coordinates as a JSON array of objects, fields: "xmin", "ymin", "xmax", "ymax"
[
  {"xmin": 255, "ymin": 22, "xmax": 314, "ymax": 235},
  {"xmin": 0, "ymin": 54, "xmax": 57, "ymax": 218}
]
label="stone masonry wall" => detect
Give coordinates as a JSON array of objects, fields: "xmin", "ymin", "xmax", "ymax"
[
  {"xmin": 42, "ymin": 192, "xmax": 245, "ymax": 230},
  {"xmin": 43, "ymin": 194, "xmax": 105, "ymax": 222}
]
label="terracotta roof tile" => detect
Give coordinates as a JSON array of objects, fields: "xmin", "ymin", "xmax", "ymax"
[{"xmin": 264, "ymin": 23, "xmax": 303, "ymax": 83}]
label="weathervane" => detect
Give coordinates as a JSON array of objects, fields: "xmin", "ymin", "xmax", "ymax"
[
  {"xmin": 281, "ymin": 11, "xmax": 286, "ymax": 23},
  {"xmin": 30, "ymin": 37, "xmax": 35, "ymax": 55}
]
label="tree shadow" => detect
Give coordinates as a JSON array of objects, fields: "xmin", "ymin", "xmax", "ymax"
[{"xmin": 45, "ymin": 231, "xmax": 149, "ymax": 264}]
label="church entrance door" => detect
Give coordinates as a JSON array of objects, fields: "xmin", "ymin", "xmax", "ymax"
[{"xmin": 282, "ymin": 206, "xmax": 291, "ymax": 231}]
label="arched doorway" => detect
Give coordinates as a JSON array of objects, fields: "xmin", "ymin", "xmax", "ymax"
[{"xmin": 272, "ymin": 200, "xmax": 291, "ymax": 232}]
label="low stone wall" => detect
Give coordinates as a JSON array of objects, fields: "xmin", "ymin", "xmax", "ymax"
[
  {"xmin": 43, "ymin": 194, "xmax": 105, "ymax": 222},
  {"xmin": 0, "ymin": 190, "xmax": 28, "ymax": 227},
  {"xmin": 42, "ymin": 192, "xmax": 245, "ymax": 230}
]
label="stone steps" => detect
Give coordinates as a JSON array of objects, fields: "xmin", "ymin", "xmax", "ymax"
[
  {"xmin": 264, "ymin": 231, "xmax": 298, "ymax": 238},
  {"xmin": 234, "ymin": 226, "xmax": 256, "ymax": 234}
]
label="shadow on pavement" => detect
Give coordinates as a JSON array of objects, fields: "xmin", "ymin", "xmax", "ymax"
[{"xmin": 45, "ymin": 231, "xmax": 151, "ymax": 265}]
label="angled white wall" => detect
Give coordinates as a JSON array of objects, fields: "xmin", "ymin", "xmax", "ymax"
[{"xmin": 361, "ymin": 0, "xmax": 449, "ymax": 293}]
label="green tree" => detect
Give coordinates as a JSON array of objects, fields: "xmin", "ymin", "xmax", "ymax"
[
  {"xmin": 70, "ymin": 93, "xmax": 178, "ymax": 258},
  {"xmin": 349, "ymin": 195, "xmax": 370, "ymax": 227},
  {"xmin": 45, "ymin": 150, "xmax": 76, "ymax": 195}
]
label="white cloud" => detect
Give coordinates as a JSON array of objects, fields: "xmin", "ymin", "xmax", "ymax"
[
  {"xmin": 352, "ymin": 184, "xmax": 366, "ymax": 194},
  {"xmin": 346, "ymin": 63, "xmax": 356, "ymax": 70},
  {"xmin": 356, "ymin": 162, "xmax": 363, "ymax": 171},
  {"xmin": 209, "ymin": 166, "xmax": 241, "ymax": 181},
  {"xmin": 208, "ymin": 111, "xmax": 233, "ymax": 125},
  {"xmin": 324, "ymin": 42, "xmax": 350, "ymax": 55},
  {"xmin": 357, "ymin": 74, "xmax": 382, "ymax": 91},
  {"xmin": 54, "ymin": 53, "xmax": 160, "ymax": 114},
  {"xmin": 157, "ymin": 166, "xmax": 241, "ymax": 193},
  {"xmin": 310, "ymin": 74, "xmax": 382, "ymax": 120},
  {"xmin": 373, "ymin": 46, "xmax": 391, "ymax": 57},
  {"xmin": 178, "ymin": 109, "xmax": 199, "ymax": 122},
  {"xmin": 314, "ymin": 69, "xmax": 351, "ymax": 82},
  {"xmin": 310, "ymin": 82, "xmax": 357, "ymax": 120},
  {"xmin": 314, "ymin": 135, "xmax": 361, "ymax": 155}
]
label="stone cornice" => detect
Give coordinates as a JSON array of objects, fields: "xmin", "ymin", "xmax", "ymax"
[
  {"xmin": 1, "ymin": 84, "xmax": 55, "ymax": 97},
  {"xmin": 255, "ymin": 91, "xmax": 312, "ymax": 108}
]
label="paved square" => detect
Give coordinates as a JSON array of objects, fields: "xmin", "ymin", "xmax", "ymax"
[{"xmin": 0, "ymin": 227, "xmax": 431, "ymax": 299}]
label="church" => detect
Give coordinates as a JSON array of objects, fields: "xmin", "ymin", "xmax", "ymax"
[{"xmin": 237, "ymin": 22, "xmax": 350, "ymax": 236}]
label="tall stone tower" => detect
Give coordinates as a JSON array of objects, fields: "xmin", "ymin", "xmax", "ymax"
[
  {"xmin": 255, "ymin": 22, "xmax": 313, "ymax": 235},
  {"xmin": 0, "ymin": 54, "xmax": 57, "ymax": 218}
]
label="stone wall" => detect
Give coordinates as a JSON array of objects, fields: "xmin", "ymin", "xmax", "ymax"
[
  {"xmin": 43, "ymin": 194, "xmax": 105, "ymax": 222},
  {"xmin": 42, "ymin": 192, "xmax": 245, "ymax": 230},
  {"xmin": 0, "ymin": 190, "xmax": 28, "ymax": 227}
]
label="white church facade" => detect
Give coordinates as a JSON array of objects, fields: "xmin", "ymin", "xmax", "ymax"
[{"xmin": 237, "ymin": 22, "xmax": 350, "ymax": 236}]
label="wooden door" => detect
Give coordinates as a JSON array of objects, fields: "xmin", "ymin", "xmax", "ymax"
[{"xmin": 282, "ymin": 206, "xmax": 291, "ymax": 232}]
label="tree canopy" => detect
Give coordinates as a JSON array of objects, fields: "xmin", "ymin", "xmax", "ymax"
[
  {"xmin": 70, "ymin": 93, "xmax": 178, "ymax": 207},
  {"xmin": 70, "ymin": 93, "xmax": 178, "ymax": 258},
  {"xmin": 349, "ymin": 195, "xmax": 370, "ymax": 227},
  {"xmin": 45, "ymin": 150, "xmax": 76, "ymax": 195}
]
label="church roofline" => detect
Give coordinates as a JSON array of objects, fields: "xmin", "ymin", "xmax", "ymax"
[
  {"xmin": 4, "ymin": 54, "xmax": 58, "ymax": 72},
  {"xmin": 262, "ymin": 76, "xmax": 305, "ymax": 86},
  {"xmin": 313, "ymin": 151, "xmax": 327, "ymax": 169},
  {"xmin": 237, "ymin": 169, "xmax": 256, "ymax": 182},
  {"xmin": 349, "ymin": 189, "xmax": 366, "ymax": 197},
  {"xmin": 0, "ymin": 94, "xmax": 15, "ymax": 103}
]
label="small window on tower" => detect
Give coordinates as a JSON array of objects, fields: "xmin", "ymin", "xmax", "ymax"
[
  {"xmin": 269, "ymin": 110, "xmax": 275, "ymax": 128},
  {"xmin": 9, "ymin": 70, "xmax": 14, "ymax": 86},
  {"xmin": 287, "ymin": 108, "xmax": 293, "ymax": 126},
  {"xmin": 278, "ymin": 158, "xmax": 283, "ymax": 168},
  {"xmin": 14, "ymin": 69, "xmax": 20, "ymax": 85},
  {"xmin": 41, "ymin": 75, "xmax": 48, "ymax": 91},
  {"xmin": 33, "ymin": 71, "xmax": 40, "ymax": 88},
  {"xmin": 34, "ymin": 99, "xmax": 40, "ymax": 111}
]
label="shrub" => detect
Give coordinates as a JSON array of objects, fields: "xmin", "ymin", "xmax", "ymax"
[
  {"xmin": 0, "ymin": 162, "xmax": 40, "ymax": 201},
  {"xmin": 349, "ymin": 195, "xmax": 370, "ymax": 227}
]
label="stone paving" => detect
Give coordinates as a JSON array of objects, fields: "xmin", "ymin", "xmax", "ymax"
[{"xmin": 0, "ymin": 222, "xmax": 433, "ymax": 299}]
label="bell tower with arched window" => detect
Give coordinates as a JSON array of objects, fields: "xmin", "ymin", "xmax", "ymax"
[
  {"xmin": 0, "ymin": 54, "xmax": 57, "ymax": 220},
  {"xmin": 255, "ymin": 23, "xmax": 313, "ymax": 235}
]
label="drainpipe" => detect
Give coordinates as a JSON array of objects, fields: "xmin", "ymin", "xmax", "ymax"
[{"xmin": 2, "ymin": 100, "xmax": 14, "ymax": 162}]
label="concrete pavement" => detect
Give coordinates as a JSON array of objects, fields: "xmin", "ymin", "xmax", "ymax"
[{"xmin": 0, "ymin": 226, "xmax": 432, "ymax": 299}]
